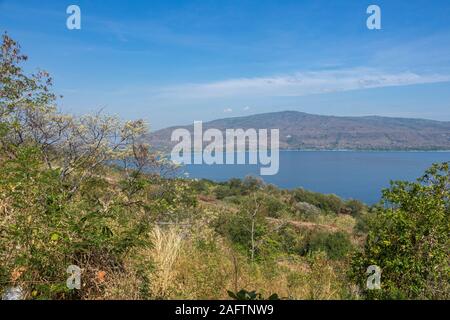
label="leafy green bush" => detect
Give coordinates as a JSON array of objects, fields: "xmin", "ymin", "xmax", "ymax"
[
  {"xmin": 260, "ymin": 194, "xmax": 287, "ymax": 218},
  {"xmin": 345, "ymin": 199, "xmax": 367, "ymax": 217},
  {"xmin": 292, "ymin": 188, "xmax": 345, "ymax": 214},
  {"xmin": 215, "ymin": 210, "xmax": 267, "ymax": 255},
  {"xmin": 303, "ymin": 231, "xmax": 353, "ymax": 260},
  {"xmin": 293, "ymin": 201, "xmax": 322, "ymax": 220},
  {"xmin": 214, "ymin": 176, "xmax": 264, "ymax": 199},
  {"xmin": 275, "ymin": 225, "xmax": 304, "ymax": 255},
  {"xmin": 190, "ymin": 179, "xmax": 214, "ymax": 194},
  {"xmin": 353, "ymin": 210, "xmax": 376, "ymax": 234},
  {"xmin": 0, "ymin": 34, "xmax": 184, "ymax": 299},
  {"xmin": 351, "ymin": 163, "xmax": 449, "ymax": 299}
]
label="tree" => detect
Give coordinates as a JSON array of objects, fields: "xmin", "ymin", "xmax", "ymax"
[
  {"xmin": 351, "ymin": 162, "xmax": 449, "ymax": 299},
  {"xmin": 248, "ymin": 193, "xmax": 262, "ymax": 262},
  {"xmin": 0, "ymin": 33, "xmax": 179, "ymax": 299},
  {"xmin": 0, "ymin": 33, "xmax": 171, "ymax": 194}
]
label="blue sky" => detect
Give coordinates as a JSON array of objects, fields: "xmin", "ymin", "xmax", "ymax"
[{"xmin": 1, "ymin": 0, "xmax": 450, "ymax": 129}]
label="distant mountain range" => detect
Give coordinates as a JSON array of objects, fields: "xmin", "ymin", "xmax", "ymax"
[{"xmin": 147, "ymin": 111, "xmax": 450, "ymax": 151}]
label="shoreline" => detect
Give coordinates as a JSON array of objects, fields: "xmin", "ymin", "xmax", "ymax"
[
  {"xmin": 279, "ymin": 149, "xmax": 450, "ymax": 152},
  {"xmin": 162, "ymin": 149, "xmax": 450, "ymax": 156}
]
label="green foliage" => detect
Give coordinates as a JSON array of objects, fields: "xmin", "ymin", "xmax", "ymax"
[
  {"xmin": 0, "ymin": 145, "xmax": 154, "ymax": 298},
  {"xmin": 275, "ymin": 225, "xmax": 304, "ymax": 254},
  {"xmin": 303, "ymin": 231, "xmax": 353, "ymax": 260},
  {"xmin": 2, "ymin": 33, "xmax": 448, "ymax": 301},
  {"xmin": 351, "ymin": 162, "xmax": 450, "ymax": 299},
  {"xmin": 353, "ymin": 210, "xmax": 376, "ymax": 234},
  {"xmin": 190, "ymin": 178, "xmax": 214, "ymax": 194},
  {"xmin": 0, "ymin": 34, "xmax": 183, "ymax": 299},
  {"xmin": 291, "ymin": 188, "xmax": 345, "ymax": 214},
  {"xmin": 259, "ymin": 194, "xmax": 288, "ymax": 218},
  {"xmin": 214, "ymin": 176, "xmax": 264, "ymax": 199},
  {"xmin": 345, "ymin": 199, "xmax": 367, "ymax": 217},
  {"xmin": 215, "ymin": 209, "xmax": 267, "ymax": 256},
  {"xmin": 227, "ymin": 289, "xmax": 280, "ymax": 300}
]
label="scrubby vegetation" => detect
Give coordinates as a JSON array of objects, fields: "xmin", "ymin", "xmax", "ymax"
[
  {"xmin": 351, "ymin": 162, "xmax": 450, "ymax": 299},
  {"xmin": 0, "ymin": 34, "xmax": 448, "ymax": 300}
]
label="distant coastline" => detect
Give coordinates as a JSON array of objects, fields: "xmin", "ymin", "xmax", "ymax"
[
  {"xmin": 159, "ymin": 149, "xmax": 450, "ymax": 157},
  {"xmin": 184, "ymin": 151, "xmax": 450, "ymax": 204},
  {"xmin": 148, "ymin": 111, "xmax": 450, "ymax": 152},
  {"xmin": 279, "ymin": 149, "xmax": 450, "ymax": 152}
]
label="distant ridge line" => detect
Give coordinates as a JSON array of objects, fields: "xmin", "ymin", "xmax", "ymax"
[{"xmin": 147, "ymin": 111, "xmax": 450, "ymax": 151}]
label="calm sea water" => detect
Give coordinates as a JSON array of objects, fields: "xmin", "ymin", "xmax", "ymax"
[{"xmin": 184, "ymin": 151, "xmax": 450, "ymax": 204}]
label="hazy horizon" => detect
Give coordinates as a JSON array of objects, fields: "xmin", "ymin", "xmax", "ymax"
[
  {"xmin": 150, "ymin": 109, "xmax": 450, "ymax": 131},
  {"xmin": 1, "ymin": 0, "xmax": 450, "ymax": 129}
]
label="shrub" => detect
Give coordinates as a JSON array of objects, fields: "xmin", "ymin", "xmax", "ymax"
[
  {"xmin": 0, "ymin": 34, "xmax": 176, "ymax": 299},
  {"xmin": 214, "ymin": 176, "xmax": 264, "ymax": 200},
  {"xmin": 293, "ymin": 201, "xmax": 322, "ymax": 220},
  {"xmin": 292, "ymin": 188, "xmax": 345, "ymax": 214},
  {"xmin": 303, "ymin": 231, "xmax": 353, "ymax": 260},
  {"xmin": 215, "ymin": 210, "xmax": 267, "ymax": 256},
  {"xmin": 260, "ymin": 194, "xmax": 287, "ymax": 218},
  {"xmin": 345, "ymin": 199, "xmax": 367, "ymax": 217},
  {"xmin": 351, "ymin": 163, "xmax": 450, "ymax": 299},
  {"xmin": 275, "ymin": 225, "xmax": 304, "ymax": 255}
]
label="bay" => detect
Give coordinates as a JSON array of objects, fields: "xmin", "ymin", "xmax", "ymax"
[{"xmin": 184, "ymin": 151, "xmax": 450, "ymax": 204}]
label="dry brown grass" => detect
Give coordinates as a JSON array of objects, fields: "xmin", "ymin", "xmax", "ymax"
[
  {"xmin": 167, "ymin": 227, "xmax": 350, "ymax": 300},
  {"xmin": 148, "ymin": 226, "xmax": 183, "ymax": 298},
  {"xmin": 100, "ymin": 226, "xmax": 185, "ymax": 300},
  {"xmin": 96, "ymin": 208, "xmax": 353, "ymax": 300},
  {"xmin": 101, "ymin": 266, "xmax": 143, "ymax": 300}
]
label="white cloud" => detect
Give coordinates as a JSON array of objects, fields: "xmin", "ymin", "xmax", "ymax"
[
  {"xmin": 223, "ymin": 108, "xmax": 233, "ymax": 113},
  {"xmin": 243, "ymin": 106, "xmax": 251, "ymax": 111},
  {"xmin": 155, "ymin": 68, "xmax": 450, "ymax": 100}
]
